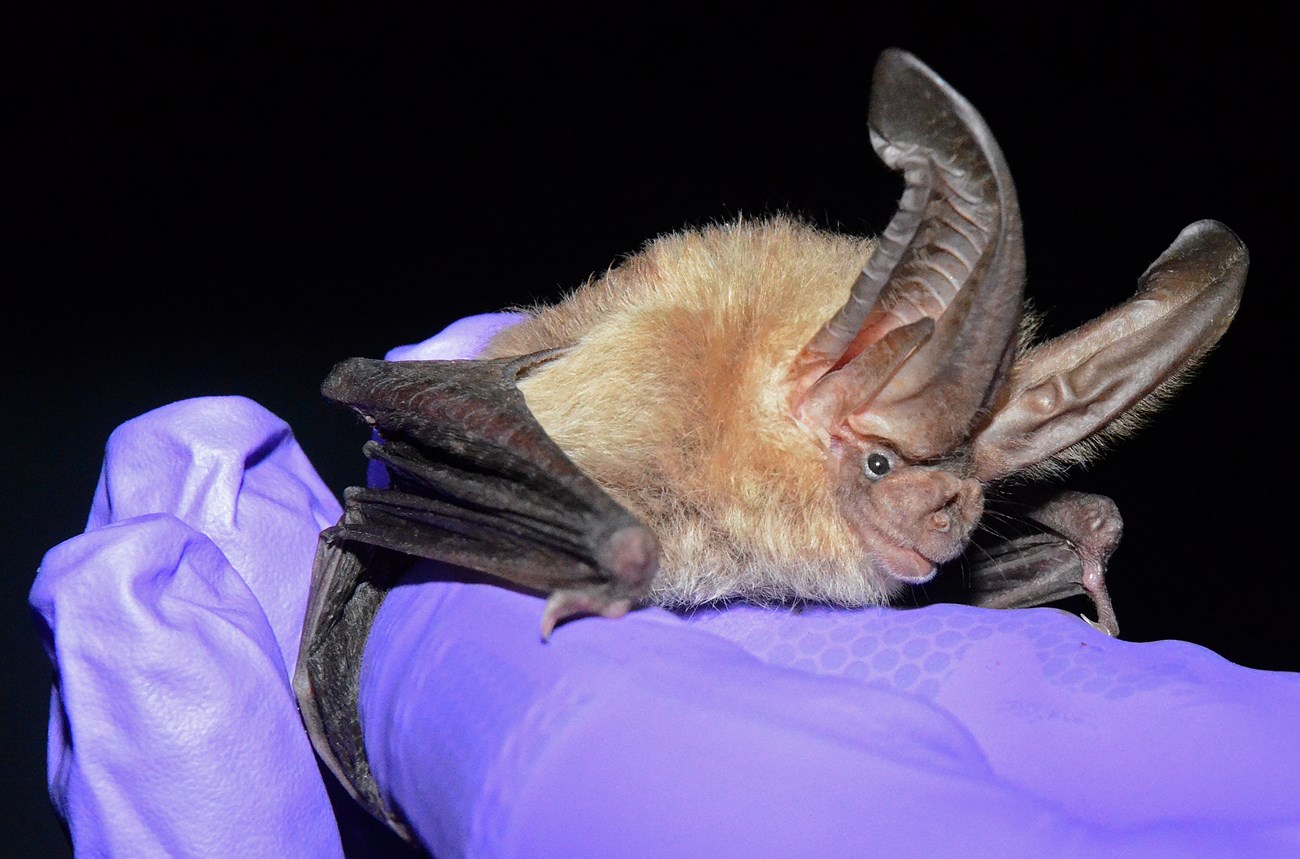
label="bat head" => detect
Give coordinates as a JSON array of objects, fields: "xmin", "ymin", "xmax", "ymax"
[{"xmin": 782, "ymin": 49, "xmax": 1245, "ymax": 590}]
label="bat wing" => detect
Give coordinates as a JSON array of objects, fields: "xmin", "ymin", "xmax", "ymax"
[
  {"xmin": 317, "ymin": 352, "xmax": 660, "ymax": 633},
  {"xmin": 293, "ymin": 351, "xmax": 659, "ymax": 840},
  {"xmin": 934, "ymin": 491, "xmax": 1123, "ymax": 636}
]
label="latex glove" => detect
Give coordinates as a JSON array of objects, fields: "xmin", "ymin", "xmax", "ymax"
[
  {"xmin": 368, "ymin": 581, "xmax": 1300, "ymax": 857},
  {"xmin": 26, "ymin": 312, "xmax": 523, "ymax": 858},
  {"xmin": 33, "ymin": 314, "xmax": 1300, "ymax": 858},
  {"xmin": 30, "ymin": 397, "xmax": 347, "ymax": 857}
]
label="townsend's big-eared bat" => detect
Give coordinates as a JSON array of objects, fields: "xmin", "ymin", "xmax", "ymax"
[{"xmin": 294, "ymin": 49, "xmax": 1246, "ymax": 840}]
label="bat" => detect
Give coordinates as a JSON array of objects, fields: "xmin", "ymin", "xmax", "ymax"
[{"xmin": 293, "ymin": 49, "xmax": 1247, "ymax": 840}]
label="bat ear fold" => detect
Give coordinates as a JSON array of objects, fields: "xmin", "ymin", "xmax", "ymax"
[
  {"xmin": 789, "ymin": 49, "xmax": 1024, "ymax": 457},
  {"xmin": 971, "ymin": 220, "xmax": 1247, "ymax": 482}
]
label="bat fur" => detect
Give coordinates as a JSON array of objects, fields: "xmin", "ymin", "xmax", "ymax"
[{"xmin": 485, "ymin": 218, "xmax": 937, "ymax": 607}]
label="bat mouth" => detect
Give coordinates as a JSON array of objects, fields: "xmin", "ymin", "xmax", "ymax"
[
  {"xmin": 849, "ymin": 514, "xmax": 945, "ymax": 585},
  {"xmin": 874, "ymin": 540, "xmax": 939, "ymax": 584}
]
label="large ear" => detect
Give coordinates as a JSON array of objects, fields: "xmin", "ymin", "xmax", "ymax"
[
  {"xmin": 790, "ymin": 48, "xmax": 1025, "ymax": 458},
  {"xmin": 972, "ymin": 220, "xmax": 1247, "ymax": 482}
]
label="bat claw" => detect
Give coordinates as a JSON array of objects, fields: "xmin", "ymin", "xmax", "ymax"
[
  {"xmin": 1080, "ymin": 613, "xmax": 1118, "ymax": 637},
  {"xmin": 541, "ymin": 589, "xmax": 635, "ymax": 641},
  {"xmin": 1079, "ymin": 566, "xmax": 1120, "ymax": 637}
]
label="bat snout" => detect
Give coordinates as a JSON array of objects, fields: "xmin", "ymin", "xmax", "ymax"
[
  {"xmin": 915, "ymin": 475, "xmax": 983, "ymax": 560},
  {"xmin": 836, "ymin": 467, "xmax": 983, "ymax": 588}
]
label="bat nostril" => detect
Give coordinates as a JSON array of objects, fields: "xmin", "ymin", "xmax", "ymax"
[{"xmin": 929, "ymin": 511, "xmax": 952, "ymax": 532}]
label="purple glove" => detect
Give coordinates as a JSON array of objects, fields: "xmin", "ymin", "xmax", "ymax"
[
  {"xmin": 32, "ymin": 314, "xmax": 1300, "ymax": 857},
  {"xmin": 30, "ymin": 397, "xmax": 345, "ymax": 856}
]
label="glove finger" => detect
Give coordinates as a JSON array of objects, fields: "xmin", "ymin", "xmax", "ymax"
[
  {"xmin": 88, "ymin": 396, "xmax": 341, "ymax": 671},
  {"xmin": 32, "ymin": 515, "xmax": 343, "ymax": 858}
]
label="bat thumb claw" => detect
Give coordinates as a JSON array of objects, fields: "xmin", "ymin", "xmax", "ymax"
[
  {"xmin": 1080, "ymin": 614, "xmax": 1119, "ymax": 637},
  {"xmin": 540, "ymin": 589, "xmax": 635, "ymax": 641}
]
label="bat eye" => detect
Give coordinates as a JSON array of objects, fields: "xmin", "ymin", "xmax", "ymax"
[{"xmin": 863, "ymin": 451, "xmax": 894, "ymax": 480}]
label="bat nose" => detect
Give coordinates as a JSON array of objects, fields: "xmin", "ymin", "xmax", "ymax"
[
  {"xmin": 925, "ymin": 473, "xmax": 981, "ymax": 535},
  {"xmin": 931, "ymin": 474, "xmax": 963, "ymax": 517}
]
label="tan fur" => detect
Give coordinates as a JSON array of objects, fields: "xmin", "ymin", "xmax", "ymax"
[
  {"xmin": 482, "ymin": 215, "xmax": 1208, "ymax": 608},
  {"xmin": 484, "ymin": 217, "xmax": 907, "ymax": 606}
]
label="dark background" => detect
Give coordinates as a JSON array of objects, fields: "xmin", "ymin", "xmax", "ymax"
[{"xmin": 10, "ymin": 7, "xmax": 1297, "ymax": 854}]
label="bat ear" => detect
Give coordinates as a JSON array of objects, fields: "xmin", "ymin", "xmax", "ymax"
[
  {"xmin": 971, "ymin": 220, "xmax": 1247, "ymax": 482},
  {"xmin": 790, "ymin": 49, "xmax": 1024, "ymax": 458}
]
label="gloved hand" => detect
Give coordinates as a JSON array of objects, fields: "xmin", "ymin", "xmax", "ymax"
[
  {"xmin": 30, "ymin": 395, "xmax": 345, "ymax": 857},
  {"xmin": 28, "ymin": 313, "xmax": 519, "ymax": 858},
  {"xmin": 32, "ymin": 314, "xmax": 1300, "ymax": 858}
]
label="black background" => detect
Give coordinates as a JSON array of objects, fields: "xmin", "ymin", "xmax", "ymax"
[{"xmin": 9, "ymin": 7, "xmax": 1298, "ymax": 854}]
